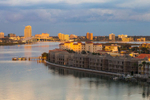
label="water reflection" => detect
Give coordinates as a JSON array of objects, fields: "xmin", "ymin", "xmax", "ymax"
[{"xmin": 47, "ymin": 64, "xmax": 150, "ymax": 100}]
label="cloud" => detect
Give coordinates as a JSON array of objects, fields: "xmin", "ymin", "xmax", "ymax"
[{"xmin": 0, "ymin": 0, "xmax": 150, "ymax": 23}]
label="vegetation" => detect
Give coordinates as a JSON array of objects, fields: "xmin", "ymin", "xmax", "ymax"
[
  {"xmin": 81, "ymin": 50, "xmax": 86, "ymax": 54},
  {"xmin": 65, "ymin": 49, "xmax": 75, "ymax": 53}
]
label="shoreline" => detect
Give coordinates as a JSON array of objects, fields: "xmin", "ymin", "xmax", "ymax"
[{"xmin": 46, "ymin": 61, "xmax": 123, "ymax": 77}]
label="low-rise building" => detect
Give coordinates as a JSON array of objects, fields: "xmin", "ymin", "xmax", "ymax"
[
  {"xmin": 118, "ymin": 34, "xmax": 128, "ymax": 39},
  {"xmin": 59, "ymin": 41, "xmax": 102, "ymax": 53},
  {"xmin": 35, "ymin": 33, "xmax": 49, "ymax": 38},
  {"xmin": 104, "ymin": 44, "xmax": 120, "ymax": 52},
  {"xmin": 48, "ymin": 50, "xmax": 145, "ymax": 75},
  {"xmin": 8, "ymin": 33, "xmax": 16, "ymax": 37},
  {"xmin": 137, "ymin": 38, "xmax": 145, "ymax": 41},
  {"xmin": 122, "ymin": 37, "xmax": 134, "ymax": 42}
]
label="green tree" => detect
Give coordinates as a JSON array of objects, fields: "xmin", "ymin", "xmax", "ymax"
[{"xmin": 81, "ymin": 50, "xmax": 86, "ymax": 54}]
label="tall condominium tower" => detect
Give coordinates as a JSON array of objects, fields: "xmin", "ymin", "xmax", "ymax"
[
  {"xmin": 0, "ymin": 32, "xmax": 4, "ymax": 38},
  {"xmin": 24, "ymin": 25, "xmax": 32, "ymax": 38},
  {"xmin": 109, "ymin": 33, "xmax": 115, "ymax": 41},
  {"xmin": 86, "ymin": 32, "xmax": 93, "ymax": 40}
]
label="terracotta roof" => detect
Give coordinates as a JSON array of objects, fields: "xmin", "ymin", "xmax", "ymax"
[
  {"xmin": 93, "ymin": 43, "xmax": 102, "ymax": 45},
  {"xmin": 65, "ymin": 42, "xmax": 71, "ymax": 43},
  {"xmin": 59, "ymin": 43, "xmax": 64, "ymax": 45},
  {"xmin": 86, "ymin": 41, "xmax": 93, "ymax": 44},
  {"xmin": 135, "ymin": 54, "xmax": 150, "ymax": 59},
  {"xmin": 49, "ymin": 49, "xmax": 66, "ymax": 53},
  {"xmin": 73, "ymin": 43, "xmax": 78, "ymax": 45}
]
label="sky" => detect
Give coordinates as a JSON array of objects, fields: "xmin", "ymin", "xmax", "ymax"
[{"xmin": 0, "ymin": 0, "xmax": 150, "ymax": 36}]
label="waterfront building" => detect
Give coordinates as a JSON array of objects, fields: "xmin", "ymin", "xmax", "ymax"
[
  {"xmin": 48, "ymin": 50, "xmax": 145, "ymax": 75},
  {"xmin": 59, "ymin": 41, "xmax": 102, "ymax": 53},
  {"xmin": 8, "ymin": 33, "xmax": 16, "ymax": 37},
  {"xmin": 0, "ymin": 32, "xmax": 4, "ymax": 38},
  {"xmin": 24, "ymin": 25, "xmax": 32, "ymax": 38},
  {"xmin": 118, "ymin": 34, "xmax": 128, "ymax": 39},
  {"xmin": 35, "ymin": 33, "xmax": 49, "ymax": 38},
  {"xmin": 122, "ymin": 37, "xmax": 134, "ymax": 42},
  {"xmin": 137, "ymin": 38, "xmax": 145, "ymax": 41},
  {"xmin": 9, "ymin": 36, "xmax": 21, "ymax": 40},
  {"xmin": 58, "ymin": 33, "xmax": 69, "ymax": 41},
  {"xmin": 86, "ymin": 32, "xmax": 93, "ymax": 40},
  {"xmin": 109, "ymin": 33, "xmax": 115, "ymax": 41},
  {"xmin": 104, "ymin": 44, "xmax": 120, "ymax": 52}
]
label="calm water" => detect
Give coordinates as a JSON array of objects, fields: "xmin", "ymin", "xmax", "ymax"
[{"xmin": 0, "ymin": 42, "xmax": 150, "ymax": 100}]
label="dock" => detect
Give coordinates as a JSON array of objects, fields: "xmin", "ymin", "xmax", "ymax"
[{"xmin": 12, "ymin": 56, "xmax": 43, "ymax": 61}]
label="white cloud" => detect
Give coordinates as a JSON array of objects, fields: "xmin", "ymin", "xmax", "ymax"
[
  {"xmin": 0, "ymin": 0, "xmax": 111, "ymax": 6},
  {"xmin": 117, "ymin": 0, "xmax": 150, "ymax": 8}
]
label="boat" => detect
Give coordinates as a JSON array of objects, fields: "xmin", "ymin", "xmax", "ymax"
[
  {"xmin": 12, "ymin": 57, "xmax": 18, "ymax": 61},
  {"xmin": 113, "ymin": 77, "xmax": 119, "ymax": 80},
  {"xmin": 21, "ymin": 57, "xmax": 27, "ymax": 61}
]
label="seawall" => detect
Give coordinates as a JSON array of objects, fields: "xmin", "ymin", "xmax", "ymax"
[{"xmin": 46, "ymin": 61, "xmax": 123, "ymax": 77}]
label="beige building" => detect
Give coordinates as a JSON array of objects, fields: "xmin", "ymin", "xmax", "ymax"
[
  {"xmin": 35, "ymin": 33, "xmax": 49, "ymax": 38},
  {"xmin": 137, "ymin": 38, "xmax": 145, "ymax": 41},
  {"xmin": 59, "ymin": 41, "xmax": 102, "ymax": 53},
  {"xmin": 70, "ymin": 34, "xmax": 77, "ymax": 39},
  {"xmin": 9, "ymin": 36, "xmax": 21, "ymax": 40},
  {"xmin": 118, "ymin": 34, "xmax": 128, "ymax": 39},
  {"xmin": 86, "ymin": 32, "xmax": 93, "ymax": 40},
  {"xmin": 24, "ymin": 25, "xmax": 32, "ymax": 38},
  {"xmin": 58, "ymin": 33, "xmax": 69, "ymax": 41},
  {"xmin": 0, "ymin": 32, "xmax": 4, "ymax": 38},
  {"xmin": 109, "ymin": 33, "xmax": 115, "ymax": 41},
  {"xmin": 122, "ymin": 37, "xmax": 134, "ymax": 42}
]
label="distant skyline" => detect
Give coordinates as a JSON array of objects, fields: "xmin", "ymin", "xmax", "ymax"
[{"xmin": 0, "ymin": 0, "xmax": 150, "ymax": 36}]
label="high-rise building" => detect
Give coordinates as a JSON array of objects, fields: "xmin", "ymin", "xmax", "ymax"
[
  {"xmin": 58, "ymin": 33, "xmax": 69, "ymax": 41},
  {"xmin": 86, "ymin": 32, "xmax": 93, "ymax": 40},
  {"xmin": 24, "ymin": 25, "xmax": 32, "ymax": 38},
  {"xmin": 0, "ymin": 32, "xmax": 4, "ymax": 38},
  {"xmin": 109, "ymin": 33, "xmax": 115, "ymax": 41},
  {"xmin": 8, "ymin": 33, "xmax": 16, "ymax": 37},
  {"xmin": 86, "ymin": 32, "xmax": 90, "ymax": 39}
]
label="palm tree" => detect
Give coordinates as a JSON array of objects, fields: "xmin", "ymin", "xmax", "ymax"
[
  {"xmin": 146, "ymin": 62, "xmax": 150, "ymax": 76},
  {"xmin": 142, "ymin": 61, "xmax": 146, "ymax": 75}
]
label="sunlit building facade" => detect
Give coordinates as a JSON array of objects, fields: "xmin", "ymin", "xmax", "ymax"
[
  {"xmin": 59, "ymin": 41, "xmax": 102, "ymax": 53},
  {"xmin": 109, "ymin": 33, "xmax": 115, "ymax": 41},
  {"xmin": 24, "ymin": 25, "xmax": 32, "ymax": 38},
  {"xmin": 118, "ymin": 34, "xmax": 128, "ymax": 39},
  {"xmin": 58, "ymin": 33, "xmax": 69, "ymax": 41},
  {"xmin": 86, "ymin": 32, "xmax": 93, "ymax": 40},
  {"xmin": 137, "ymin": 38, "xmax": 145, "ymax": 41},
  {"xmin": 0, "ymin": 32, "xmax": 4, "ymax": 38},
  {"xmin": 8, "ymin": 33, "xmax": 16, "ymax": 37},
  {"xmin": 35, "ymin": 33, "xmax": 49, "ymax": 38}
]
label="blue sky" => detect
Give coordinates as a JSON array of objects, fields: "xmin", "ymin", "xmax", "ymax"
[{"xmin": 0, "ymin": 0, "xmax": 150, "ymax": 36}]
